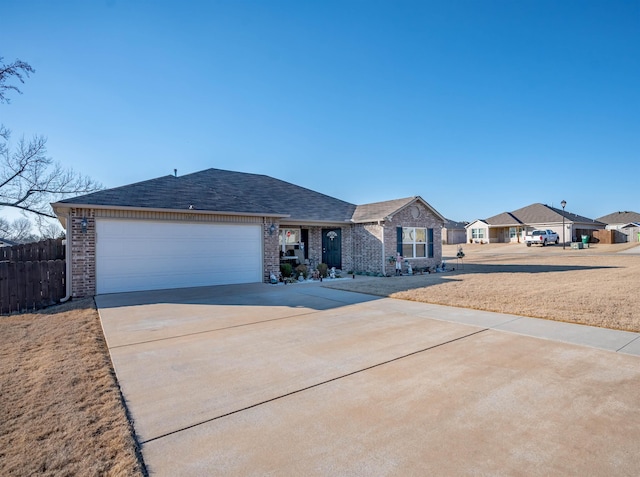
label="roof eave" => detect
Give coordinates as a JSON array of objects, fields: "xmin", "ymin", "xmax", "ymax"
[
  {"xmin": 281, "ymin": 219, "xmax": 353, "ymax": 226},
  {"xmin": 51, "ymin": 202, "xmax": 290, "ymax": 219}
]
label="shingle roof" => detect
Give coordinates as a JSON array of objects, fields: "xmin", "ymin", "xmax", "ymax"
[
  {"xmin": 55, "ymin": 169, "xmax": 449, "ymax": 224},
  {"xmin": 510, "ymin": 203, "xmax": 599, "ymax": 225},
  {"xmin": 595, "ymin": 211, "xmax": 640, "ymax": 225},
  {"xmin": 444, "ymin": 219, "xmax": 468, "ymax": 229},
  {"xmin": 352, "ymin": 197, "xmax": 416, "ymax": 223},
  {"xmin": 485, "ymin": 212, "xmax": 523, "ymax": 226},
  {"xmin": 57, "ymin": 168, "xmax": 357, "ymax": 222}
]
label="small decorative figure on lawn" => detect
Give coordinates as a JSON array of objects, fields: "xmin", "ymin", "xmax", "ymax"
[{"xmin": 395, "ymin": 253, "xmax": 403, "ymax": 276}]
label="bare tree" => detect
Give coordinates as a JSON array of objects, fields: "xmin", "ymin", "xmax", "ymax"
[
  {"xmin": 0, "ymin": 216, "xmax": 10, "ymax": 237},
  {"xmin": 39, "ymin": 220, "xmax": 64, "ymax": 239},
  {"xmin": 1, "ymin": 57, "xmax": 102, "ymax": 223},
  {"xmin": 0, "ymin": 216, "xmax": 39, "ymax": 243},
  {"xmin": 0, "ymin": 57, "xmax": 35, "ymax": 104},
  {"xmin": 0, "ymin": 130, "xmax": 102, "ymax": 220}
]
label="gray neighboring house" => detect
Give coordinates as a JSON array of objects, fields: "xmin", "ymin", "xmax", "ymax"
[
  {"xmin": 442, "ymin": 219, "xmax": 468, "ymax": 244},
  {"xmin": 52, "ymin": 168, "xmax": 445, "ymax": 296},
  {"xmin": 466, "ymin": 203, "xmax": 605, "ymax": 244},
  {"xmin": 596, "ymin": 211, "xmax": 640, "ymax": 243}
]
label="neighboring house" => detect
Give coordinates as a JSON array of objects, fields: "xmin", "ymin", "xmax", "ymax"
[
  {"xmin": 466, "ymin": 203, "xmax": 604, "ymax": 244},
  {"xmin": 442, "ymin": 219, "xmax": 468, "ymax": 244},
  {"xmin": 52, "ymin": 168, "xmax": 445, "ymax": 296},
  {"xmin": 0, "ymin": 238, "xmax": 18, "ymax": 247},
  {"xmin": 596, "ymin": 211, "xmax": 640, "ymax": 243}
]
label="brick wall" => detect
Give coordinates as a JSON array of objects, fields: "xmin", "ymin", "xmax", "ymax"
[
  {"xmin": 352, "ymin": 223, "xmax": 384, "ymax": 274},
  {"xmin": 70, "ymin": 208, "xmax": 96, "ymax": 297},
  {"xmin": 350, "ymin": 202, "xmax": 444, "ymax": 276},
  {"xmin": 386, "ymin": 203, "xmax": 443, "ymax": 274},
  {"xmin": 263, "ymin": 219, "xmax": 280, "ymax": 282},
  {"xmin": 307, "ymin": 227, "xmax": 322, "ymax": 269}
]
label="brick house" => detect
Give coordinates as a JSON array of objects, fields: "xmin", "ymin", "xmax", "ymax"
[{"xmin": 52, "ymin": 168, "xmax": 445, "ymax": 296}]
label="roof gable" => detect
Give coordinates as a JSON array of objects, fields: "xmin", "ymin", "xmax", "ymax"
[
  {"xmin": 352, "ymin": 196, "xmax": 445, "ymax": 223},
  {"xmin": 465, "ymin": 219, "xmax": 488, "ymax": 229}
]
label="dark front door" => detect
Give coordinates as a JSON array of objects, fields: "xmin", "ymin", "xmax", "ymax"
[{"xmin": 322, "ymin": 228, "xmax": 342, "ymax": 269}]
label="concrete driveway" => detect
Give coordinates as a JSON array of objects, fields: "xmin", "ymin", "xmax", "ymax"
[{"xmin": 96, "ymin": 282, "xmax": 640, "ymax": 476}]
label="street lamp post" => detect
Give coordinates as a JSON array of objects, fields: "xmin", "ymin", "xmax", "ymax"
[{"xmin": 561, "ymin": 200, "xmax": 567, "ymax": 250}]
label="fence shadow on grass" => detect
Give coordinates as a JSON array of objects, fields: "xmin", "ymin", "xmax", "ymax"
[
  {"xmin": 451, "ymin": 263, "xmax": 618, "ymax": 274},
  {"xmin": 322, "ymin": 262, "xmax": 619, "ymax": 298}
]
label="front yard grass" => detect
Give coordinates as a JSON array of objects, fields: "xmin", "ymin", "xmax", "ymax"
[
  {"xmin": 0, "ymin": 298, "xmax": 145, "ymax": 477},
  {"xmin": 324, "ymin": 243, "xmax": 640, "ymax": 332}
]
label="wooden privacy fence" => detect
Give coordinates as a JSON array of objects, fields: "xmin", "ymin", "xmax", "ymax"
[
  {"xmin": 0, "ymin": 237, "xmax": 65, "ymax": 261},
  {"xmin": 0, "ymin": 238, "xmax": 67, "ymax": 314}
]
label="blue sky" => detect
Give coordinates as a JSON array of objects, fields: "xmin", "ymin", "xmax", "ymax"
[{"xmin": 2, "ymin": 0, "xmax": 638, "ymax": 222}]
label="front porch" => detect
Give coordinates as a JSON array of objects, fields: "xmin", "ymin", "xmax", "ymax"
[{"xmin": 276, "ymin": 224, "xmax": 352, "ymax": 274}]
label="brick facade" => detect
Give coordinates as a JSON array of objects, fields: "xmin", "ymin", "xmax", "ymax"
[
  {"xmin": 263, "ymin": 219, "xmax": 280, "ymax": 282},
  {"xmin": 349, "ymin": 203, "xmax": 443, "ymax": 276},
  {"xmin": 67, "ymin": 202, "xmax": 443, "ymax": 296},
  {"xmin": 69, "ymin": 208, "xmax": 97, "ymax": 297},
  {"xmin": 383, "ymin": 203, "xmax": 443, "ymax": 275}
]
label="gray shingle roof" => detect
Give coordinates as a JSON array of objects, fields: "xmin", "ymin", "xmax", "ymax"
[
  {"xmin": 444, "ymin": 219, "xmax": 468, "ymax": 229},
  {"xmin": 55, "ymin": 169, "xmax": 447, "ymax": 224},
  {"xmin": 596, "ymin": 211, "xmax": 640, "ymax": 225},
  {"xmin": 56, "ymin": 168, "xmax": 354, "ymax": 222},
  {"xmin": 485, "ymin": 212, "xmax": 523, "ymax": 226},
  {"xmin": 510, "ymin": 203, "xmax": 600, "ymax": 225},
  {"xmin": 352, "ymin": 197, "xmax": 416, "ymax": 223}
]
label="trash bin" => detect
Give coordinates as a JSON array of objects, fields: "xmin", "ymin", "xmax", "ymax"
[{"xmin": 581, "ymin": 235, "xmax": 589, "ymax": 244}]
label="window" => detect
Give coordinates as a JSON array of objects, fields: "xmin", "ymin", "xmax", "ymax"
[
  {"xmin": 279, "ymin": 228, "xmax": 300, "ymax": 252},
  {"xmin": 509, "ymin": 227, "xmax": 519, "ymax": 239},
  {"xmin": 402, "ymin": 227, "xmax": 433, "ymax": 258},
  {"xmin": 471, "ymin": 228, "xmax": 485, "ymax": 239}
]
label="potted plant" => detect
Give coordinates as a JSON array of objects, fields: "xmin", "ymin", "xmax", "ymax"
[
  {"xmin": 280, "ymin": 263, "xmax": 293, "ymax": 280},
  {"xmin": 316, "ymin": 263, "xmax": 328, "ymax": 278}
]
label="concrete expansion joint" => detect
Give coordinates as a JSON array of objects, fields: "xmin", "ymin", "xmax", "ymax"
[
  {"xmin": 108, "ymin": 312, "xmax": 320, "ymax": 350},
  {"xmin": 617, "ymin": 335, "xmax": 640, "ymax": 353},
  {"xmin": 140, "ymin": 327, "xmax": 489, "ymax": 445}
]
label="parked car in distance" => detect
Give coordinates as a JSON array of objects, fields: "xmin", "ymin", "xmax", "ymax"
[{"xmin": 524, "ymin": 229, "xmax": 559, "ymax": 247}]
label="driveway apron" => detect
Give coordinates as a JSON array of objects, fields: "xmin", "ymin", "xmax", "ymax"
[{"xmin": 96, "ymin": 282, "xmax": 640, "ymax": 476}]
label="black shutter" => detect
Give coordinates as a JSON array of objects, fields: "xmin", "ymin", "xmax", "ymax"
[
  {"xmin": 397, "ymin": 227, "xmax": 403, "ymax": 255},
  {"xmin": 428, "ymin": 228, "xmax": 434, "ymax": 258}
]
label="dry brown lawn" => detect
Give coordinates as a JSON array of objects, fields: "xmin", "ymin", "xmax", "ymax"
[
  {"xmin": 326, "ymin": 243, "xmax": 640, "ymax": 332},
  {"xmin": 0, "ymin": 299, "xmax": 145, "ymax": 477}
]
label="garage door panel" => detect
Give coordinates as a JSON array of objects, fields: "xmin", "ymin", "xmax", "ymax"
[{"xmin": 96, "ymin": 220, "xmax": 262, "ymax": 294}]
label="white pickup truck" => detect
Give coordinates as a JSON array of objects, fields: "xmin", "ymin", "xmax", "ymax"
[{"xmin": 525, "ymin": 229, "xmax": 559, "ymax": 247}]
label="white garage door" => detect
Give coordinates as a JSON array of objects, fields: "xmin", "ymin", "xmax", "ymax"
[{"xmin": 96, "ymin": 219, "xmax": 262, "ymax": 294}]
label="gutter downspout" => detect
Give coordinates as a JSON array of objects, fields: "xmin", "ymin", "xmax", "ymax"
[{"xmin": 60, "ymin": 212, "xmax": 72, "ymax": 303}]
